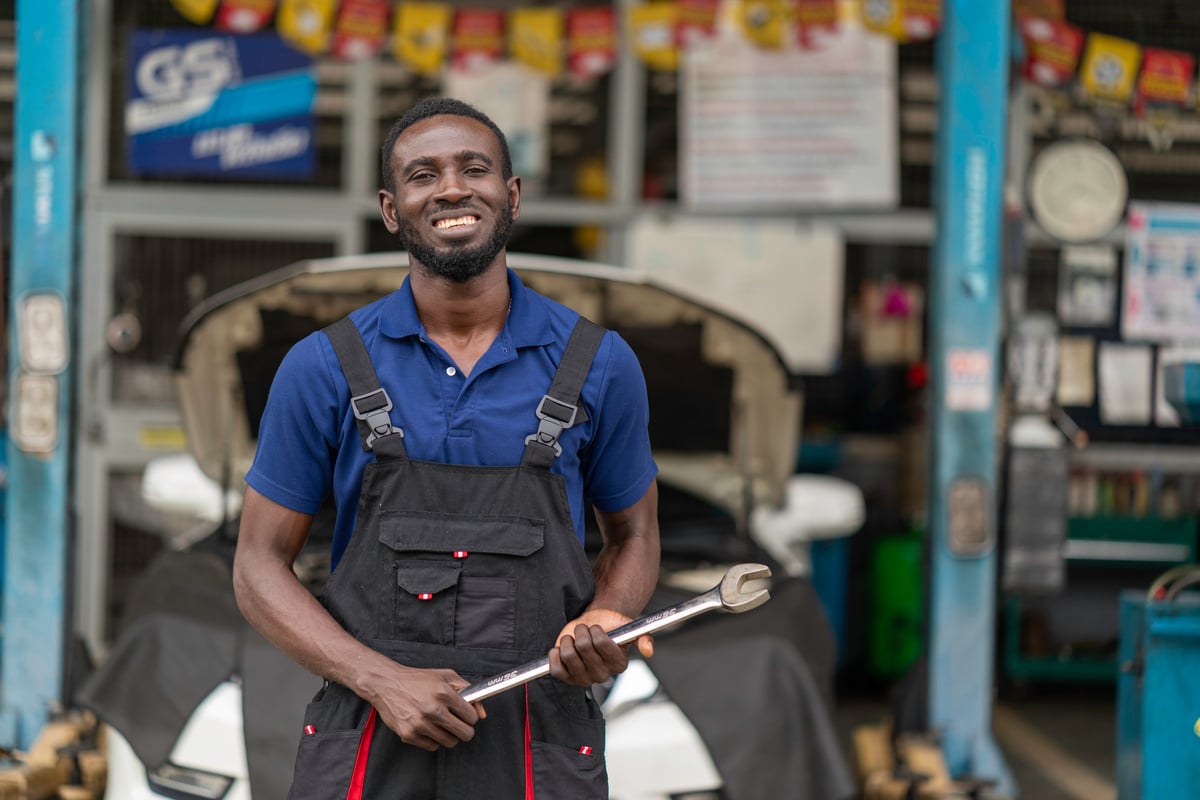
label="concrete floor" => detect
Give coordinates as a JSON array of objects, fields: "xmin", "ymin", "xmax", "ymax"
[{"xmin": 833, "ymin": 683, "xmax": 1117, "ymax": 800}]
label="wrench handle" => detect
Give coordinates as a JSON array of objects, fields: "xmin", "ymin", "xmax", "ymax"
[{"xmin": 459, "ymin": 591, "xmax": 722, "ymax": 704}]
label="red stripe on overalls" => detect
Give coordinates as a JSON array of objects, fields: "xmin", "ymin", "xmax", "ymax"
[
  {"xmin": 345, "ymin": 707, "xmax": 378, "ymax": 800},
  {"xmin": 525, "ymin": 686, "xmax": 535, "ymax": 799}
]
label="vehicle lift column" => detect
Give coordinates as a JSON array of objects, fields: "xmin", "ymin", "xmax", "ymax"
[
  {"xmin": 927, "ymin": 0, "xmax": 1014, "ymax": 792},
  {"xmin": 1, "ymin": 0, "xmax": 83, "ymax": 747}
]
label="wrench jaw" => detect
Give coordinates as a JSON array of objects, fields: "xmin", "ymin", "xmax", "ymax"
[{"xmin": 718, "ymin": 563, "xmax": 772, "ymax": 613}]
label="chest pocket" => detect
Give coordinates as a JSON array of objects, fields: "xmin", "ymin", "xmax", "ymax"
[{"xmin": 380, "ymin": 511, "xmax": 545, "ymax": 650}]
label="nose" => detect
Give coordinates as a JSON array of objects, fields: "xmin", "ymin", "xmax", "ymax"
[{"xmin": 434, "ymin": 170, "xmax": 472, "ymax": 204}]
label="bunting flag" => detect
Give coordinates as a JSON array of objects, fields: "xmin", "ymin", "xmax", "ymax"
[
  {"xmin": 1012, "ymin": 0, "xmax": 1065, "ymax": 21},
  {"xmin": 1135, "ymin": 48, "xmax": 1194, "ymax": 151},
  {"xmin": 171, "ymin": 0, "xmax": 220, "ymax": 25},
  {"xmin": 1135, "ymin": 48, "xmax": 1193, "ymax": 110},
  {"xmin": 567, "ymin": 7, "xmax": 617, "ymax": 79},
  {"xmin": 277, "ymin": 0, "xmax": 338, "ymax": 55},
  {"xmin": 1079, "ymin": 33, "xmax": 1142, "ymax": 106},
  {"xmin": 901, "ymin": 0, "xmax": 942, "ymax": 42},
  {"xmin": 1019, "ymin": 16, "xmax": 1084, "ymax": 88},
  {"xmin": 332, "ymin": 0, "xmax": 390, "ymax": 61},
  {"xmin": 215, "ymin": 0, "xmax": 277, "ymax": 33},
  {"xmin": 452, "ymin": 8, "xmax": 506, "ymax": 72},
  {"xmin": 678, "ymin": 0, "xmax": 720, "ymax": 48},
  {"xmin": 510, "ymin": 7, "xmax": 564, "ymax": 76},
  {"xmin": 628, "ymin": 2, "xmax": 679, "ymax": 72},
  {"xmin": 738, "ymin": 0, "xmax": 788, "ymax": 49},
  {"xmin": 861, "ymin": 0, "xmax": 904, "ymax": 41},
  {"xmin": 796, "ymin": 0, "xmax": 839, "ymax": 50},
  {"xmin": 393, "ymin": 3, "xmax": 453, "ymax": 76}
]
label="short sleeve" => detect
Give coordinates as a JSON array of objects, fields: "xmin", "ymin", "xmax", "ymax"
[
  {"xmin": 244, "ymin": 332, "xmax": 342, "ymax": 514},
  {"xmin": 581, "ymin": 332, "xmax": 658, "ymax": 513}
]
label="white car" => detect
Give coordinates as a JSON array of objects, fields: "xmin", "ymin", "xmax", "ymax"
[{"xmin": 81, "ymin": 254, "xmax": 857, "ymax": 800}]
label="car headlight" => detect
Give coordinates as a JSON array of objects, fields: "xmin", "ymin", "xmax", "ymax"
[{"xmin": 146, "ymin": 761, "xmax": 235, "ymax": 800}]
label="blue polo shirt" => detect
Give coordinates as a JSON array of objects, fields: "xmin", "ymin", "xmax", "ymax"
[{"xmin": 245, "ymin": 268, "xmax": 658, "ymax": 570}]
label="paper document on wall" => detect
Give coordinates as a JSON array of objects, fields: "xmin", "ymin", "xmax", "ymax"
[
  {"xmin": 1098, "ymin": 342, "xmax": 1153, "ymax": 425},
  {"xmin": 1155, "ymin": 345, "xmax": 1200, "ymax": 426},
  {"xmin": 1056, "ymin": 335, "xmax": 1095, "ymax": 407},
  {"xmin": 627, "ymin": 216, "xmax": 843, "ymax": 374}
]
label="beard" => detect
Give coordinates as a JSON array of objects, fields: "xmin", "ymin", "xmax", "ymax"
[{"xmin": 399, "ymin": 202, "xmax": 514, "ymax": 283}]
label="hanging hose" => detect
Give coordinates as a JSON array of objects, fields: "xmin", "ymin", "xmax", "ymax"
[{"xmin": 1147, "ymin": 563, "xmax": 1200, "ymax": 602}]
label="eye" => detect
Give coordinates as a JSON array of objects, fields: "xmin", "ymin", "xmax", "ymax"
[
  {"xmin": 408, "ymin": 170, "xmax": 435, "ymax": 183},
  {"xmin": 464, "ymin": 165, "xmax": 489, "ymax": 175}
]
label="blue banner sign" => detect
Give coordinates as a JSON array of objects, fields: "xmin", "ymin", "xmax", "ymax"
[{"xmin": 127, "ymin": 30, "xmax": 316, "ymax": 179}]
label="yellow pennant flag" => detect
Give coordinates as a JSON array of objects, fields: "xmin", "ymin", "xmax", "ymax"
[
  {"xmin": 860, "ymin": 0, "xmax": 904, "ymax": 40},
  {"xmin": 171, "ymin": 0, "xmax": 220, "ymax": 25},
  {"xmin": 510, "ymin": 8, "xmax": 564, "ymax": 76},
  {"xmin": 394, "ymin": 3, "xmax": 453, "ymax": 77},
  {"xmin": 1080, "ymin": 33, "xmax": 1142, "ymax": 105},
  {"xmin": 628, "ymin": 2, "xmax": 678, "ymax": 72},
  {"xmin": 739, "ymin": 0, "xmax": 788, "ymax": 48},
  {"xmin": 277, "ymin": 0, "xmax": 338, "ymax": 55}
]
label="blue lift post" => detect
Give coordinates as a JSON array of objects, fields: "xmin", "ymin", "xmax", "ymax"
[
  {"xmin": 927, "ymin": 0, "xmax": 1014, "ymax": 792},
  {"xmin": 2, "ymin": 1, "xmax": 83, "ymax": 747}
]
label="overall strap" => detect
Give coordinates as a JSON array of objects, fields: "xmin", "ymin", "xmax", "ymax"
[
  {"xmin": 521, "ymin": 317, "xmax": 605, "ymax": 468},
  {"xmin": 323, "ymin": 316, "xmax": 408, "ymax": 458}
]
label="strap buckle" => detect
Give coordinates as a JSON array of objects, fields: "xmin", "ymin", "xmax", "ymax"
[
  {"xmin": 350, "ymin": 388, "xmax": 402, "ymax": 449},
  {"xmin": 523, "ymin": 395, "xmax": 578, "ymax": 457}
]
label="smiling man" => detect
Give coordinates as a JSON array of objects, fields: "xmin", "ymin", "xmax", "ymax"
[{"xmin": 232, "ymin": 97, "xmax": 660, "ymax": 799}]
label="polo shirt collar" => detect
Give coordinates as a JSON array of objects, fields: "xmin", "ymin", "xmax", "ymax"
[{"xmin": 378, "ymin": 267, "xmax": 554, "ymax": 349}]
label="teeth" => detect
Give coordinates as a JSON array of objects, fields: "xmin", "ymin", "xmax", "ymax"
[{"xmin": 435, "ymin": 216, "xmax": 478, "ymax": 230}]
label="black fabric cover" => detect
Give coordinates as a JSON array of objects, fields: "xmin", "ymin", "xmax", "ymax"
[
  {"xmin": 644, "ymin": 577, "xmax": 856, "ymax": 800},
  {"xmin": 76, "ymin": 544, "xmax": 320, "ymax": 800}
]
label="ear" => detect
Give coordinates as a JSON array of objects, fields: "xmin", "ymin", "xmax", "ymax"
[
  {"xmin": 379, "ymin": 189, "xmax": 399, "ymax": 234},
  {"xmin": 508, "ymin": 176, "xmax": 521, "ymax": 222}
]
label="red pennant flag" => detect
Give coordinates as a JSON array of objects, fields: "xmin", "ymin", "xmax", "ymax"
[
  {"xmin": 1012, "ymin": 0, "xmax": 1065, "ymax": 21},
  {"xmin": 796, "ymin": 0, "xmax": 838, "ymax": 50},
  {"xmin": 215, "ymin": 0, "xmax": 277, "ymax": 33},
  {"xmin": 1136, "ymin": 48, "xmax": 1194, "ymax": 112},
  {"xmin": 333, "ymin": 0, "xmax": 390, "ymax": 61},
  {"xmin": 567, "ymin": 8, "xmax": 617, "ymax": 79},
  {"xmin": 678, "ymin": 0, "xmax": 719, "ymax": 49},
  {"xmin": 451, "ymin": 8, "xmax": 505, "ymax": 72},
  {"xmin": 1019, "ymin": 17, "xmax": 1084, "ymax": 88},
  {"xmin": 902, "ymin": 0, "xmax": 941, "ymax": 42}
]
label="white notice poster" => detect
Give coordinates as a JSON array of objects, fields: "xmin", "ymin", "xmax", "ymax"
[{"xmin": 680, "ymin": 24, "xmax": 897, "ymax": 210}]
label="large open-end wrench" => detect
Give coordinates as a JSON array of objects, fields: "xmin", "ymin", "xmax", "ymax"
[{"xmin": 460, "ymin": 562, "xmax": 772, "ymax": 704}]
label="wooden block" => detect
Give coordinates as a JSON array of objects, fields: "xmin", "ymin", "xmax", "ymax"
[
  {"xmin": 57, "ymin": 787, "xmax": 95, "ymax": 800},
  {"xmin": 864, "ymin": 771, "xmax": 914, "ymax": 800},
  {"xmin": 76, "ymin": 751, "xmax": 107, "ymax": 797},
  {"xmin": 852, "ymin": 720, "xmax": 896, "ymax": 783},
  {"xmin": 26, "ymin": 715, "xmax": 92, "ymax": 768},
  {"xmin": 0, "ymin": 759, "xmax": 70, "ymax": 800},
  {"xmin": 897, "ymin": 734, "xmax": 953, "ymax": 789}
]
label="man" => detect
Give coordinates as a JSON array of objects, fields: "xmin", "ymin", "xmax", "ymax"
[{"xmin": 233, "ymin": 96, "xmax": 660, "ymax": 799}]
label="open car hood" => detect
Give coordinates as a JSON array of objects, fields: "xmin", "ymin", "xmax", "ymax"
[{"xmin": 175, "ymin": 253, "xmax": 802, "ymax": 520}]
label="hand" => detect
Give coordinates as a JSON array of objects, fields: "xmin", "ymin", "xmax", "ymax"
[
  {"xmin": 548, "ymin": 609, "xmax": 654, "ymax": 687},
  {"xmin": 369, "ymin": 665, "xmax": 487, "ymax": 751}
]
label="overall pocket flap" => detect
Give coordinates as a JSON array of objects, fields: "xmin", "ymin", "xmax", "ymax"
[
  {"xmin": 380, "ymin": 512, "xmax": 545, "ymax": 557},
  {"xmin": 395, "ymin": 561, "xmax": 462, "ymax": 596}
]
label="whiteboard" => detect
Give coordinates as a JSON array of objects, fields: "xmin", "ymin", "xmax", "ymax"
[{"xmin": 626, "ymin": 216, "xmax": 843, "ymax": 374}]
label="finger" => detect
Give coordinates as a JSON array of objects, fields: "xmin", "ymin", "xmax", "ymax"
[
  {"xmin": 556, "ymin": 632, "xmax": 591, "ymax": 685},
  {"xmin": 573, "ymin": 625, "xmax": 626, "ymax": 683},
  {"xmin": 584, "ymin": 624, "xmax": 628, "ymax": 673},
  {"xmin": 548, "ymin": 641, "xmax": 567, "ymax": 682},
  {"xmin": 637, "ymin": 635, "xmax": 654, "ymax": 659},
  {"xmin": 473, "ymin": 701, "xmax": 487, "ymax": 720}
]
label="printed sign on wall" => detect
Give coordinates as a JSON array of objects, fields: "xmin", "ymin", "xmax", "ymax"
[{"xmin": 126, "ymin": 29, "xmax": 317, "ymax": 179}]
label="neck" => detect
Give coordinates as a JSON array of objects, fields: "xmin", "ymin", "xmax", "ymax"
[{"xmin": 409, "ymin": 260, "xmax": 511, "ymax": 340}]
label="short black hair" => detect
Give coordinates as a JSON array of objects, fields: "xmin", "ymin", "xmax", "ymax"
[{"xmin": 380, "ymin": 97, "xmax": 513, "ymax": 193}]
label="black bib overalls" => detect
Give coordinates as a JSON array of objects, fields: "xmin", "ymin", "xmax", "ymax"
[{"xmin": 287, "ymin": 316, "xmax": 610, "ymax": 800}]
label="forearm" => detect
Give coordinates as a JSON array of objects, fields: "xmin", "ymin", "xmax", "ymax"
[
  {"xmin": 588, "ymin": 482, "xmax": 660, "ymax": 618},
  {"xmin": 233, "ymin": 547, "xmax": 397, "ymax": 703}
]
